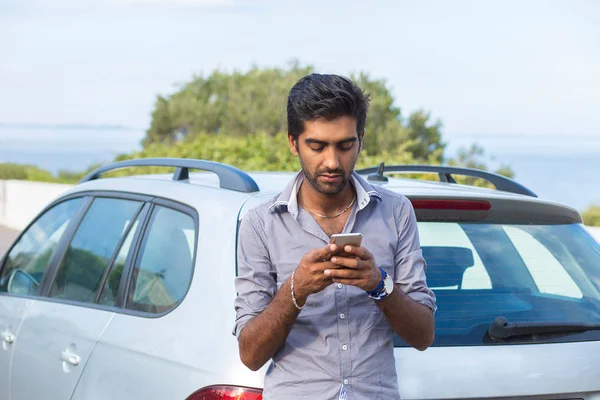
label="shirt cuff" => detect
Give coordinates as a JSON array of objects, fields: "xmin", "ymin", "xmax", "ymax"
[
  {"xmin": 407, "ymin": 291, "xmax": 437, "ymax": 313},
  {"xmin": 232, "ymin": 314, "xmax": 254, "ymax": 339}
]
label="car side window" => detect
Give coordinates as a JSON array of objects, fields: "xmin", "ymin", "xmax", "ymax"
[
  {"xmin": 126, "ymin": 205, "xmax": 196, "ymax": 314},
  {"xmin": 49, "ymin": 198, "xmax": 141, "ymax": 303},
  {"xmin": 0, "ymin": 198, "xmax": 83, "ymax": 295},
  {"xmin": 97, "ymin": 219, "xmax": 140, "ymax": 306}
]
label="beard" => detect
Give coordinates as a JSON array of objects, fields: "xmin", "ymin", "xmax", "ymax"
[{"xmin": 300, "ymin": 160, "xmax": 350, "ymax": 196}]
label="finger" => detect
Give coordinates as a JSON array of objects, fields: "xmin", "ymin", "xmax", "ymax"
[
  {"xmin": 324, "ymin": 267, "xmax": 363, "ymax": 279},
  {"xmin": 342, "ymin": 245, "xmax": 373, "ymax": 261},
  {"xmin": 329, "ymin": 256, "xmax": 361, "ymax": 269},
  {"xmin": 315, "ymin": 244, "xmax": 338, "ymax": 262}
]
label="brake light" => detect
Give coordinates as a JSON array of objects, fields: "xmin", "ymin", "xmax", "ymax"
[
  {"xmin": 186, "ymin": 385, "xmax": 263, "ymax": 400},
  {"xmin": 410, "ymin": 199, "xmax": 491, "ymax": 211}
]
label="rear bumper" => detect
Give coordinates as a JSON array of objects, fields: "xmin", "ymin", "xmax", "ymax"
[{"xmin": 395, "ymin": 340, "xmax": 600, "ymax": 399}]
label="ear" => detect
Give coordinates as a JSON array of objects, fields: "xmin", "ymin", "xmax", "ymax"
[
  {"xmin": 358, "ymin": 131, "xmax": 365, "ymax": 153},
  {"xmin": 288, "ymin": 133, "xmax": 299, "ymax": 156}
]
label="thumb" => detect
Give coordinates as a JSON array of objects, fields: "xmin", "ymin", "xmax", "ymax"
[{"xmin": 314, "ymin": 243, "xmax": 337, "ymax": 262}]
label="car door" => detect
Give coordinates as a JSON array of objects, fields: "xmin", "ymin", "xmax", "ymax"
[
  {"xmin": 0, "ymin": 197, "xmax": 85, "ymax": 400},
  {"xmin": 71, "ymin": 201, "xmax": 200, "ymax": 400},
  {"xmin": 9, "ymin": 196, "xmax": 146, "ymax": 400}
]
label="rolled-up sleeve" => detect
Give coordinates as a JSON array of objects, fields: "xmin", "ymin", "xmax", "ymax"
[
  {"xmin": 233, "ymin": 210, "xmax": 277, "ymax": 338},
  {"xmin": 393, "ymin": 196, "xmax": 437, "ymax": 313}
]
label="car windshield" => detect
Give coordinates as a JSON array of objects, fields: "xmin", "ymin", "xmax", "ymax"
[{"xmin": 395, "ymin": 222, "xmax": 600, "ymax": 347}]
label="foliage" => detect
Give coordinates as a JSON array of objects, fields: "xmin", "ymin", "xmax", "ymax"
[
  {"xmin": 140, "ymin": 62, "xmax": 446, "ymax": 163},
  {"xmin": 0, "ymin": 163, "xmax": 56, "ymax": 182},
  {"xmin": 55, "ymin": 163, "xmax": 105, "ymax": 184},
  {"xmin": 445, "ymin": 144, "xmax": 515, "ymax": 189},
  {"xmin": 112, "ymin": 131, "xmax": 507, "ymax": 187},
  {"xmin": 142, "ymin": 61, "xmax": 313, "ymax": 146},
  {"xmin": 582, "ymin": 205, "xmax": 600, "ymax": 227}
]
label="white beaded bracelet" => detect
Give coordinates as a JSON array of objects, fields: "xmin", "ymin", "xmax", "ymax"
[{"xmin": 291, "ymin": 271, "xmax": 304, "ymax": 311}]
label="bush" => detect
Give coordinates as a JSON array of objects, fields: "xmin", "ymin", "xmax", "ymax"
[
  {"xmin": 0, "ymin": 163, "xmax": 55, "ymax": 182},
  {"xmin": 582, "ymin": 205, "xmax": 600, "ymax": 227},
  {"xmin": 0, "ymin": 163, "xmax": 28, "ymax": 180},
  {"xmin": 113, "ymin": 131, "xmax": 511, "ymax": 189},
  {"xmin": 114, "ymin": 131, "xmax": 422, "ymax": 175}
]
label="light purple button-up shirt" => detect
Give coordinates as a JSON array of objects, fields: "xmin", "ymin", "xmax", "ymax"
[{"xmin": 234, "ymin": 171, "xmax": 436, "ymax": 400}]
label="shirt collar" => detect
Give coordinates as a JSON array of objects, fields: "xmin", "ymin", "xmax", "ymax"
[{"xmin": 268, "ymin": 170, "xmax": 382, "ymax": 216}]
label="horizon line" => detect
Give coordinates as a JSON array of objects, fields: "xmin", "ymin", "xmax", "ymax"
[{"xmin": 0, "ymin": 122, "xmax": 146, "ymax": 131}]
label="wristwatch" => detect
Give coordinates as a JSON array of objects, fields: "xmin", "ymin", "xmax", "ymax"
[{"xmin": 366, "ymin": 268, "xmax": 394, "ymax": 301}]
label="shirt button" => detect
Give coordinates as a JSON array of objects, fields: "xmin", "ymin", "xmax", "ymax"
[
  {"xmin": 337, "ymin": 283, "xmax": 343, "ymax": 289},
  {"xmin": 343, "ymin": 379, "xmax": 349, "ymax": 385},
  {"xmin": 339, "ymin": 313, "xmax": 345, "ymax": 319},
  {"xmin": 342, "ymin": 344, "xmax": 348, "ymax": 351}
]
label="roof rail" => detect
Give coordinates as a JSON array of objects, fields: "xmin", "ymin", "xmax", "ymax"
[
  {"xmin": 356, "ymin": 163, "xmax": 537, "ymax": 197},
  {"xmin": 79, "ymin": 158, "xmax": 260, "ymax": 193}
]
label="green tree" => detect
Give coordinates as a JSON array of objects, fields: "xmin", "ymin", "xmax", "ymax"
[
  {"xmin": 141, "ymin": 62, "xmax": 446, "ymax": 162},
  {"xmin": 405, "ymin": 110, "xmax": 446, "ymax": 160},
  {"xmin": 349, "ymin": 73, "xmax": 410, "ymax": 156},
  {"xmin": 445, "ymin": 143, "xmax": 515, "ymax": 188},
  {"xmin": 143, "ymin": 96, "xmax": 174, "ymax": 146},
  {"xmin": 145, "ymin": 61, "xmax": 312, "ymax": 144}
]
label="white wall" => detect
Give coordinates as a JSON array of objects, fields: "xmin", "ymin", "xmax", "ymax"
[{"xmin": 0, "ymin": 180, "xmax": 73, "ymax": 230}]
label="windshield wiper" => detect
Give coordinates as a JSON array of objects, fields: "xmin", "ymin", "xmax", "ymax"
[{"xmin": 488, "ymin": 316, "xmax": 600, "ymax": 341}]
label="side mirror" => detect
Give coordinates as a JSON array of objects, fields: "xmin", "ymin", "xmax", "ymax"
[{"xmin": 7, "ymin": 269, "xmax": 39, "ymax": 296}]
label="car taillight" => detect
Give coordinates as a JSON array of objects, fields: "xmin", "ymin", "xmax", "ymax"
[
  {"xmin": 410, "ymin": 199, "xmax": 491, "ymax": 211},
  {"xmin": 186, "ymin": 385, "xmax": 263, "ymax": 400}
]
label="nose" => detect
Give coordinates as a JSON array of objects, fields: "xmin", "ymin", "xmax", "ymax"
[{"xmin": 322, "ymin": 146, "xmax": 341, "ymax": 171}]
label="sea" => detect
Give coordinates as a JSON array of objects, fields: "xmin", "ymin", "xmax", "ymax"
[{"xmin": 0, "ymin": 125, "xmax": 598, "ymax": 212}]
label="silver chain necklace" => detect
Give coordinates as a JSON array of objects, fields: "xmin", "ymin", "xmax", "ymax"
[{"xmin": 301, "ymin": 196, "xmax": 356, "ymax": 219}]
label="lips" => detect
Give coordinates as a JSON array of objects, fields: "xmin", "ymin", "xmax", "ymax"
[{"xmin": 320, "ymin": 174, "xmax": 342, "ymax": 183}]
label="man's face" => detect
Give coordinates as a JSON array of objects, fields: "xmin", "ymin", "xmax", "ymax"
[{"xmin": 289, "ymin": 116, "xmax": 362, "ymax": 196}]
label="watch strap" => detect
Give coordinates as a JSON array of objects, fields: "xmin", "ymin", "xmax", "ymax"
[
  {"xmin": 365, "ymin": 267, "xmax": 386, "ymax": 296},
  {"xmin": 366, "ymin": 268, "xmax": 389, "ymax": 300}
]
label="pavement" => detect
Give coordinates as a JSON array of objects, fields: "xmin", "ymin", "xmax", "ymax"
[{"xmin": 0, "ymin": 225, "xmax": 19, "ymax": 257}]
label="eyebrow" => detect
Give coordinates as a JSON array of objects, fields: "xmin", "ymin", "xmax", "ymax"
[{"xmin": 304, "ymin": 137, "xmax": 358, "ymax": 146}]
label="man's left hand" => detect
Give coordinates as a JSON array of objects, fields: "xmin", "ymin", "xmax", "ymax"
[{"xmin": 324, "ymin": 245, "xmax": 382, "ymax": 291}]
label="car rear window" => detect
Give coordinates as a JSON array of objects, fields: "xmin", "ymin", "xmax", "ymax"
[{"xmin": 395, "ymin": 222, "xmax": 600, "ymax": 346}]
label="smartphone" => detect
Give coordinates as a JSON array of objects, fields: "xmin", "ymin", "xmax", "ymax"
[
  {"xmin": 326, "ymin": 233, "xmax": 363, "ymax": 261},
  {"xmin": 330, "ymin": 233, "xmax": 363, "ymax": 249}
]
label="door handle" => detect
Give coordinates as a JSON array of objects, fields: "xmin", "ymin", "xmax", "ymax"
[
  {"xmin": 60, "ymin": 349, "xmax": 81, "ymax": 366},
  {"xmin": 1, "ymin": 330, "xmax": 15, "ymax": 344}
]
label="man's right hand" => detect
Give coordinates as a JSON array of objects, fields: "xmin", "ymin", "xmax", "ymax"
[{"xmin": 291, "ymin": 244, "xmax": 339, "ymax": 306}]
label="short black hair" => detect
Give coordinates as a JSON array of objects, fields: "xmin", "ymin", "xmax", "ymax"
[{"xmin": 287, "ymin": 73, "xmax": 370, "ymax": 142}]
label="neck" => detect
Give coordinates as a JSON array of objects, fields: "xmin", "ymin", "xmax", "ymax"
[{"xmin": 299, "ymin": 177, "xmax": 356, "ymax": 215}]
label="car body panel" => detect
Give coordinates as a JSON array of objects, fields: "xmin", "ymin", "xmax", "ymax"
[
  {"xmin": 9, "ymin": 300, "xmax": 114, "ymax": 400},
  {"xmin": 395, "ymin": 341, "xmax": 600, "ymax": 399},
  {"xmin": 0, "ymin": 296, "xmax": 33, "ymax": 400}
]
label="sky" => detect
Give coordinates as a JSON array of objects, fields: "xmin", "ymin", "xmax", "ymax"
[{"xmin": 0, "ymin": 0, "xmax": 599, "ymax": 138}]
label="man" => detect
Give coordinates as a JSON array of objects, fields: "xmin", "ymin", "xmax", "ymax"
[{"xmin": 233, "ymin": 73, "xmax": 436, "ymax": 400}]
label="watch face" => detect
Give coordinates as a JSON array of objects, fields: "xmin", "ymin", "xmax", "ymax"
[{"xmin": 384, "ymin": 275, "xmax": 394, "ymax": 294}]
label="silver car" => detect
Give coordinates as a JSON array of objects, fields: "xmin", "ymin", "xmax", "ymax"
[{"xmin": 0, "ymin": 158, "xmax": 599, "ymax": 400}]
